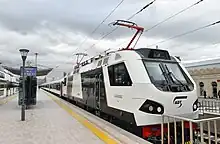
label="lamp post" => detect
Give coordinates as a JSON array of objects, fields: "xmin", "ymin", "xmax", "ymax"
[{"xmin": 19, "ymin": 48, "xmax": 29, "ymax": 121}]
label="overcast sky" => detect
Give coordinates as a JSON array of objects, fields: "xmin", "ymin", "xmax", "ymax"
[{"xmin": 0, "ymin": 0, "xmax": 220, "ymax": 80}]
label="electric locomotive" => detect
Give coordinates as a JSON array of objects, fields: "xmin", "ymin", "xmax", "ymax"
[{"xmin": 41, "ymin": 20, "xmax": 199, "ymax": 143}]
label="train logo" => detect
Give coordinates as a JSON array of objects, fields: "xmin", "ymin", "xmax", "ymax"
[{"xmin": 173, "ymin": 96, "xmax": 187, "ymax": 108}]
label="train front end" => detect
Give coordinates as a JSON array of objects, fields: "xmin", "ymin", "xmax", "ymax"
[{"xmin": 133, "ymin": 48, "xmax": 199, "ymax": 141}]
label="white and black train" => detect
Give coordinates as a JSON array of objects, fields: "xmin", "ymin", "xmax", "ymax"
[{"xmin": 41, "ymin": 47, "xmax": 199, "ymax": 140}]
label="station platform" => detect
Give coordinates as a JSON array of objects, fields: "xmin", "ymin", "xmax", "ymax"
[{"xmin": 0, "ymin": 89, "xmax": 149, "ymax": 144}]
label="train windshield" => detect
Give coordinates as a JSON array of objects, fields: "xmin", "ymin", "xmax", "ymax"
[{"xmin": 143, "ymin": 61, "xmax": 193, "ymax": 92}]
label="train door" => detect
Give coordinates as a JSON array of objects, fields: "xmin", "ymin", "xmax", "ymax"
[
  {"xmin": 94, "ymin": 74, "xmax": 101, "ymax": 111},
  {"xmin": 62, "ymin": 77, "xmax": 67, "ymax": 97},
  {"xmin": 67, "ymin": 75, "xmax": 73, "ymax": 99},
  {"xmin": 60, "ymin": 82, "xmax": 63, "ymax": 97}
]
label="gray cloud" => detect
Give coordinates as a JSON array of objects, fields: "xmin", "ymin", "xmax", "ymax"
[{"xmin": 0, "ymin": 0, "xmax": 219, "ymax": 80}]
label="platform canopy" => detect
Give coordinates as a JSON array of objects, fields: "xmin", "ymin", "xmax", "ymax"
[{"xmin": 2, "ymin": 65, "xmax": 53, "ymax": 76}]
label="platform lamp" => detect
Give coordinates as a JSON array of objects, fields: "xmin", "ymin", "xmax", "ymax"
[{"xmin": 19, "ymin": 48, "xmax": 29, "ymax": 121}]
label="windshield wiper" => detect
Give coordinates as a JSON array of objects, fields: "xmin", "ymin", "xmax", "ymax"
[
  {"xmin": 164, "ymin": 64, "xmax": 186, "ymax": 87},
  {"xmin": 159, "ymin": 63, "xmax": 171, "ymax": 91}
]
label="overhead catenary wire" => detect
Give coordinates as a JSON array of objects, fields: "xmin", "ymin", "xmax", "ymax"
[
  {"xmin": 116, "ymin": 0, "xmax": 205, "ymax": 48},
  {"xmin": 47, "ymin": 0, "xmax": 125, "ymax": 73},
  {"xmin": 47, "ymin": 0, "xmax": 157, "ymax": 67},
  {"xmin": 147, "ymin": 20, "xmax": 220, "ymax": 47},
  {"xmin": 162, "ymin": 37, "xmax": 220, "ymax": 50},
  {"xmin": 41, "ymin": 0, "xmax": 204, "ymax": 74},
  {"xmin": 73, "ymin": 0, "xmax": 125, "ymax": 54},
  {"xmin": 186, "ymin": 39, "xmax": 220, "ymax": 52},
  {"xmin": 44, "ymin": 0, "xmax": 158, "ymax": 75},
  {"xmin": 145, "ymin": 0, "xmax": 204, "ymax": 32},
  {"xmin": 170, "ymin": 40, "xmax": 220, "ymax": 62},
  {"xmin": 84, "ymin": 0, "xmax": 157, "ymax": 52},
  {"xmin": 127, "ymin": 0, "xmax": 156, "ymax": 20}
]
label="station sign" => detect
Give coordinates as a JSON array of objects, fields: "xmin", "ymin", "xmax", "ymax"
[{"xmin": 20, "ymin": 67, "xmax": 37, "ymax": 76}]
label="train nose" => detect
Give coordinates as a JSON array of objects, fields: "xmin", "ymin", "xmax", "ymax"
[{"xmin": 170, "ymin": 96, "xmax": 199, "ymax": 115}]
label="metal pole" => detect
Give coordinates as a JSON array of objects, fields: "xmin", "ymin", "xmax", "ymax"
[
  {"xmin": 35, "ymin": 53, "xmax": 38, "ymax": 67},
  {"xmin": 21, "ymin": 60, "xmax": 25, "ymax": 121}
]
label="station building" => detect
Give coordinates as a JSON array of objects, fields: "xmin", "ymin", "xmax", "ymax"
[{"xmin": 184, "ymin": 58, "xmax": 220, "ymax": 98}]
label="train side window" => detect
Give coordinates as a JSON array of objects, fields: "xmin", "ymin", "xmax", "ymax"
[{"xmin": 108, "ymin": 62, "xmax": 132, "ymax": 86}]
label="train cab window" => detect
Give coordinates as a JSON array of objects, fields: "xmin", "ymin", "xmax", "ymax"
[
  {"xmin": 144, "ymin": 62, "xmax": 166, "ymax": 84},
  {"xmin": 108, "ymin": 62, "xmax": 132, "ymax": 86},
  {"xmin": 143, "ymin": 61, "xmax": 193, "ymax": 92}
]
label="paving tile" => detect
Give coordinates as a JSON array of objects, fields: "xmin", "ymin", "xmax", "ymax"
[{"xmin": 0, "ymin": 91, "xmax": 104, "ymax": 144}]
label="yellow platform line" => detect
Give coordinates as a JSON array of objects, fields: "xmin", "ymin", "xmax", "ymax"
[
  {"xmin": 47, "ymin": 94, "xmax": 118, "ymax": 144},
  {"xmin": 0, "ymin": 95, "xmax": 17, "ymax": 105}
]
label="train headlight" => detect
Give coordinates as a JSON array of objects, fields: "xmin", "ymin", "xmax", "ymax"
[
  {"xmin": 157, "ymin": 107, "xmax": 162, "ymax": 113},
  {"xmin": 193, "ymin": 99, "xmax": 198, "ymax": 111},
  {"xmin": 149, "ymin": 106, "xmax": 154, "ymax": 111},
  {"xmin": 193, "ymin": 104, "xmax": 197, "ymax": 109},
  {"xmin": 139, "ymin": 100, "xmax": 164, "ymax": 115}
]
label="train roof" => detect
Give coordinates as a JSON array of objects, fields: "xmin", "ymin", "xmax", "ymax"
[
  {"xmin": 41, "ymin": 48, "xmax": 181, "ymax": 86},
  {"xmin": 74, "ymin": 47, "xmax": 179, "ymax": 70}
]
